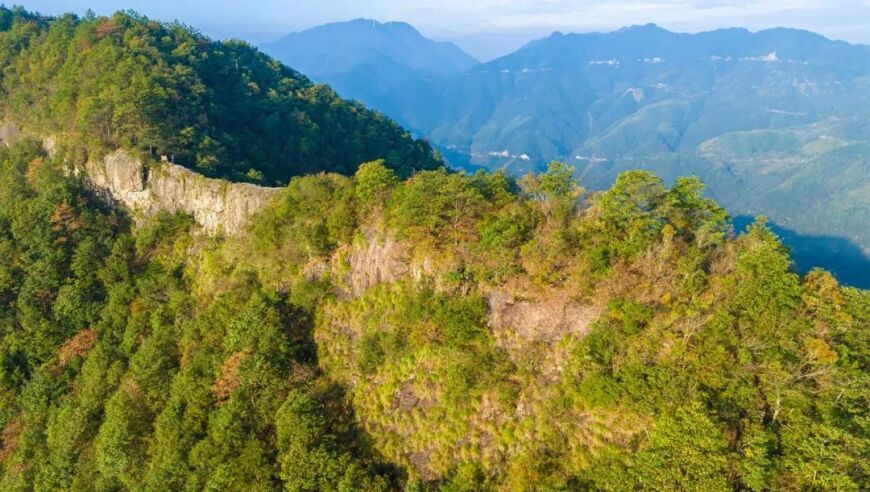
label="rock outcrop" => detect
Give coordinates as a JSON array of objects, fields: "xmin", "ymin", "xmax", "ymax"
[
  {"xmin": 487, "ymin": 289, "xmax": 601, "ymax": 381},
  {"xmin": 0, "ymin": 121, "xmax": 281, "ymax": 236},
  {"xmin": 343, "ymin": 228, "xmax": 409, "ymax": 297},
  {"xmin": 0, "ymin": 121, "xmax": 22, "ymax": 145},
  {"xmin": 486, "ymin": 289, "xmax": 600, "ymax": 344},
  {"xmin": 339, "ymin": 230, "xmax": 601, "ymax": 345},
  {"xmin": 84, "ymin": 150, "xmax": 281, "ymax": 235}
]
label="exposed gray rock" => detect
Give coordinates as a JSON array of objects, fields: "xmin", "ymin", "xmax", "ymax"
[
  {"xmin": 1, "ymin": 121, "xmax": 279, "ymax": 235},
  {"xmin": 42, "ymin": 136, "xmax": 58, "ymax": 158},
  {"xmin": 343, "ymin": 228, "xmax": 409, "ymax": 297},
  {"xmin": 84, "ymin": 149, "xmax": 281, "ymax": 235},
  {"xmin": 0, "ymin": 121, "xmax": 22, "ymax": 146},
  {"xmin": 486, "ymin": 289, "xmax": 601, "ymax": 382},
  {"xmin": 487, "ymin": 289, "xmax": 600, "ymax": 343}
]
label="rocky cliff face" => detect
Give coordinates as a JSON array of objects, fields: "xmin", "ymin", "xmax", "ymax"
[
  {"xmin": 0, "ymin": 121, "xmax": 22, "ymax": 144},
  {"xmin": 342, "ymin": 228, "xmax": 410, "ymax": 297},
  {"xmin": 83, "ymin": 150, "xmax": 281, "ymax": 235},
  {"xmin": 0, "ymin": 122, "xmax": 281, "ymax": 236},
  {"xmin": 338, "ymin": 229, "xmax": 601, "ymax": 346}
]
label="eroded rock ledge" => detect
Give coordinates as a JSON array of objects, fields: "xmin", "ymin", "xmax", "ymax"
[
  {"xmin": 338, "ymin": 230, "xmax": 602, "ymax": 350},
  {"xmin": 83, "ymin": 150, "xmax": 281, "ymax": 235},
  {"xmin": 1, "ymin": 122, "xmax": 281, "ymax": 235}
]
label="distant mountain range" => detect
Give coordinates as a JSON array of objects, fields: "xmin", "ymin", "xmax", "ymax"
[
  {"xmin": 263, "ymin": 19, "xmax": 477, "ymax": 113},
  {"xmin": 265, "ymin": 21, "xmax": 870, "ymax": 287}
]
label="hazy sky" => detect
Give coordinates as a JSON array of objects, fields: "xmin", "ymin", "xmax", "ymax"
[{"xmin": 17, "ymin": 1, "xmax": 870, "ymax": 60}]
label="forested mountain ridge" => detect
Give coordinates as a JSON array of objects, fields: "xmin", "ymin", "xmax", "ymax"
[
  {"xmin": 0, "ymin": 7, "xmax": 441, "ymax": 185},
  {"xmin": 273, "ymin": 21, "xmax": 870, "ymax": 287}
]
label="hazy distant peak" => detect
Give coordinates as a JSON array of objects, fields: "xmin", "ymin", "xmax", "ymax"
[
  {"xmin": 339, "ymin": 18, "xmax": 421, "ymax": 34},
  {"xmin": 756, "ymin": 26, "xmax": 827, "ymax": 38},
  {"xmin": 750, "ymin": 26, "xmax": 841, "ymax": 50},
  {"xmin": 484, "ymin": 21, "xmax": 870, "ymax": 69},
  {"xmin": 263, "ymin": 18, "xmax": 478, "ymax": 106},
  {"xmin": 280, "ymin": 18, "xmax": 418, "ymax": 40},
  {"xmin": 701, "ymin": 26, "xmax": 751, "ymax": 36},
  {"xmin": 618, "ymin": 23, "xmax": 665, "ymax": 32},
  {"xmin": 271, "ymin": 18, "xmax": 476, "ymax": 55}
]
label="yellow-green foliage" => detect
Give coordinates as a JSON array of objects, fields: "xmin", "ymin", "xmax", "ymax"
[
  {"xmin": 0, "ymin": 140, "xmax": 867, "ymax": 491},
  {"xmin": 317, "ymin": 283, "xmax": 516, "ymax": 480}
]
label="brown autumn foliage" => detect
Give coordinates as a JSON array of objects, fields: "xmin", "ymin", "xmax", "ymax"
[
  {"xmin": 50, "ymin": 200, "xmax": 85, "ymax": 243},
  {"xmin": 55, "ymin": 329, "xmax": 99, "ymax": 369},
  {"xmin": 24, "ymin": 157, "xmax": 44, "ymax": 186},
  {"xmin": 94, "ymin": 19, "xmax": 120, "ymax": 39},
  {"xmin": 0, "ymin": 417, "xmax": 22, "ymax": 462},
  {"xmin": 211, "ymin": 351, "xmax": 247, "ymax": 404}
]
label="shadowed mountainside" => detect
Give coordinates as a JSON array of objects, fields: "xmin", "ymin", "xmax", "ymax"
[{"xmin": 734, "ymin": 216, "xmax": 870, "ymax": 289}]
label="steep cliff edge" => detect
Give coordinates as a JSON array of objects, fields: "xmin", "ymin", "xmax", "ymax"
[
  {"xmin": 1, "ymin": 122, "xmax": 280, "ymax": 236},
  {"xmin": 83, "ymin": 150, "xmax": 281, "ymax": 235}
]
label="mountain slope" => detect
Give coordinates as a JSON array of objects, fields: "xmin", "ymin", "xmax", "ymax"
[
  {"xmin": 343, "ymin": 23, "xmax": 870, "ymax": 285},
  {"xmin": 0, "ymin": 8, "xmax": 867, "ymax": 490},
  {"xmin": 0, "ymin": 8, "xmax": 441, "ymax": 185},
  {"xmin": 410, "ymin": 24, "xmax": 870, "ymax": 167},
  {"xmin": 263, "ymin": 19, "xmax": 478, "ymax": 114},
  {"xmin": 0, "ymin": 140, "xmax": 867, "ymax": 490}
]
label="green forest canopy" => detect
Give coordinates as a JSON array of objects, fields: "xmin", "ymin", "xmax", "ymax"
[
  {"xmin": 0, "ymin": 5, "xmax": 866, "ymax": 492},
  {"xmin": 0, "ymin": 142, "xmax": 866, "ymax": 490},
  {"xmin": 0, "ymin": 6, "xmax": 441, "ymax": 184}
]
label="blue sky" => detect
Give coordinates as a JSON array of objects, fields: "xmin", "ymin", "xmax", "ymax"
[{"xmin": 17, "ymin": 1, "xmax": 870, "ymax": 60}]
